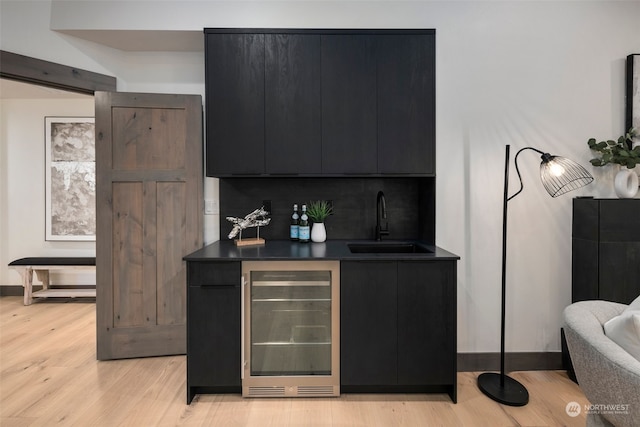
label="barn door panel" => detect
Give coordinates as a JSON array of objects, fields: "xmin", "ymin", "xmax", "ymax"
[{"xmin": 96, "ymin": 92, "xmax": 202, "ymax": 360}]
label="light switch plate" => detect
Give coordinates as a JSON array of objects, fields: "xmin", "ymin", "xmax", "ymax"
[{"xmin": 204, "ymin": 199, "xmax": 219, "ymax": 215}]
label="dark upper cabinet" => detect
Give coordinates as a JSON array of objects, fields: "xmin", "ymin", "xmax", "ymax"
[
  {"xmin": 206, "ymin": 33, "xmax": 265, "ymax": 176},
  {"xmin": 322, "ymin": 33, "xmax": 435, "ymax": 175},
  {"xmin": 321, "ymin": 35, "xmax": 378, "ymax": 174},
  {"xmin": 265, "ymin": 34, "xmax": 322, "ymax": 174},
  {"xmin": 204, "ymin": 29, "xmax": 436, "ymax": 177},
  {"xmin": 377, "ymin": 35, "xmax": 435, "ymax": 175}
]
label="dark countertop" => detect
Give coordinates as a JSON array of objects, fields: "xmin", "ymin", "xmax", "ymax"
[{"xmin": 184, "ymin": 239, "xmax": 460, "ymax": 261}]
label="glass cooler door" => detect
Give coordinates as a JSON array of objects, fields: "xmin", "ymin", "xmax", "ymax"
[{"xmin": 250, "ymin": 269, "xmax": 332, "ymax": 376}]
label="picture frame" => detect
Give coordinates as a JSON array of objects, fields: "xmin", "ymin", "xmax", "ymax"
[
  {"xmin": 45, "ymin": 116, "xmax": 96, "ymax": 241},
  {"xmin": 626, "ymin": 53, "xmax": 640, "ymax": 148}
]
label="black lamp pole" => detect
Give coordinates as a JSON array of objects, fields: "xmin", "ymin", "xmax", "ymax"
[
  {"xmin": 477, "ymin": 144, "xmax": 529, "ymax": 406},
  {"xmin": 477, "ymin": 144, "xmax": 593, "ymax": 407}
]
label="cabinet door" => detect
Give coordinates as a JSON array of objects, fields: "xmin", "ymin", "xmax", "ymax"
[
  {"xmin": 598, "ymin": 200, "xmax": 640, "ymax": 304},
  {"xmin": 571, "ymin": 198, "xmax": 600, "ymax": 301},
  {"xmin": 397, "ymin": 261, "xmax": 456, "ymax": 385},
  {"xmin": 340, "ymin": 261, "xmax": 397, "ymax": 386},
  {"xmin": 187, "ymin": 263, "xmax": 241, "ymax": 393},
  {"xmin": 265, "ymin": 34, "xmax": 321, "ymax": 174},
  {"xmin": 321, "ymin": 35, "xmax": 377, "ymax": 174},
  {"xmin": 206, "ymin": 33, "xmax": 265, "ymax": 175},
  {"xmin": 599, "ymin": 242, "xmax": 640, "ymax": 303},
  {"xmin": 377, "ymin": 34, "xmax": 435, "ymax": 175}
]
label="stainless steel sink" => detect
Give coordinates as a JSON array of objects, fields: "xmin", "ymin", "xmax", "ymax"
[{"xmin": 347, "ymin": 242, "xmax": 432, "ymax": 254}]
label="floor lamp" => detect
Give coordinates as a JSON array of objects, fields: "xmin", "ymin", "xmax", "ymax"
[{"xmin": 477, "ymin": 145, "xmax": 594, "ymax": 406}]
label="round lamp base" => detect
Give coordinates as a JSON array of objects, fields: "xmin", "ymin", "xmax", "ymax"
[{"xmin": 477, "ymin": 372, "xmax": 529, "ymax": 407}]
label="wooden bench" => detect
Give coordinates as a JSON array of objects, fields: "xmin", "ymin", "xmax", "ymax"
[{"xmin": 8, "ymin": 257, "xmax": 96, "ymax": 305}]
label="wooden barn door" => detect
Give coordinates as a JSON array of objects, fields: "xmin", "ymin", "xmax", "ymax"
[{"xmin": 95, "ymin": 92, "xmax": 203, "ymax": 360}]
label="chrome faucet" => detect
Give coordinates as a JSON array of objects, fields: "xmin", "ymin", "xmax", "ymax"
[{"xmin": 376, "ymin": 191, "xmax": 390, "ymax": 241}]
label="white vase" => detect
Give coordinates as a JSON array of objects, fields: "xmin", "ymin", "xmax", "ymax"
[
  {"xmin": 614, "ymin": 168, "xmax": 639, "ymax": 198},
  {"xmin": 311, "ymin": 222, "xmax": 327, "ymax": 243}
]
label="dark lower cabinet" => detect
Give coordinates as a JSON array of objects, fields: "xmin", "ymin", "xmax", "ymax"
[
  {"xmin": 572, "ymin": 198, "xmax": 640, "ymax": 303},
  {"xmin": 187, "ymin": 257, "xmax": 457, "ymax": 403},
  {"xmin": 187, "ymin": 261, "xmax": 242, "ymax": 403},
  {"xmin": 340, "ymin": 262, "xmax": 398, "ymax": 386},
  {"xmin": 397, "ymin": 262, "xmax": 456, "ymax": 386},
  {"xmin": 341, "ymin": 260, "xmax": 457, "ymax": 402}
]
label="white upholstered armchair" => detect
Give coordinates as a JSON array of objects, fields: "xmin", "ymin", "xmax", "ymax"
[{"xmin": 563, "ymin": 300, "xmax": 640, "ymax": 427}]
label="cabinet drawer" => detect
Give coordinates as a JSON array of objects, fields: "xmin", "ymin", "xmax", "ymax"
[{"xmin": 188, "ymin": 261, "xmax": 241, "ymax": 287}]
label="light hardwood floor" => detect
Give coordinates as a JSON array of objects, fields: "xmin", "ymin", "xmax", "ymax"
[{"xmin": 0, "ymin": 296, "xmax": 589, "ymax": 426}]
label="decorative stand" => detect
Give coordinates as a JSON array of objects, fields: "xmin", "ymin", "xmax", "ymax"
[
  {"xmin": 234, "ymin": 226, "xmax": 265, "ymax": 247},
  {"xmin": 227, "ymin": 207, "xmax": 270, "ymax": 247}
]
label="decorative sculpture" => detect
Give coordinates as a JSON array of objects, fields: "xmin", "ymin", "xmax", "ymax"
[{"xmin": 226, "ymin": 206, "xmax": 271, "ymax": 246}]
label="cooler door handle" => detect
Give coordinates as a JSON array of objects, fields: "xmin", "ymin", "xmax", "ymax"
[{"xmin": 241, "ymin": 274, "xmax": 247, "ymax": 380}]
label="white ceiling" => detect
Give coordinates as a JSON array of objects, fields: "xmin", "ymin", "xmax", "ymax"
[{"xmin": 0, "ymin": 79, "xmax": 93, "ymax": 100}]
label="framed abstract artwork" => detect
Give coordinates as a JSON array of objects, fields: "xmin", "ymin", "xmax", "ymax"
[
  {"xmin": 45, "ymin": 117, "xmax": 96, "ymax": 241},
  {"xmin": 626, "ymin": 54, "xmax": 640, "ymax": 148}
]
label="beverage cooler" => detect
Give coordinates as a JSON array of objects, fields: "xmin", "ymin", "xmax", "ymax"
[{"xmin": 242, "ymin": 261, "xmax": 340, "ymax": 397}]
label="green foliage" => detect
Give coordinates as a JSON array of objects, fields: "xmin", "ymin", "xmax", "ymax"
[
  {"xmin": 306, "ymin": 200, "xmax": 333, "ymax": 223},
  {"xmin": 588, "ymin": 128, "xmax": 640, "ymax": 169}
]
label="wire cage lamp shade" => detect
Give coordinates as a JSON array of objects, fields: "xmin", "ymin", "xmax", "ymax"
[{"xmin": 539, "ymin": 153, "xmax": 594, "ymax": 197}]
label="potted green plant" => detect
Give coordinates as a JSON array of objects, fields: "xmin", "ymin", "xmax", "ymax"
[
  {"xmin": 588, "ymin": 128, "xmax": 639, "ymax": 168},
  {"xmin": 306, "ymin": 200, "xmax": 333, "ymax": 242},
  {"xmin": 588, "ymin": 128, "xmax": 639, "ymax": 198}
]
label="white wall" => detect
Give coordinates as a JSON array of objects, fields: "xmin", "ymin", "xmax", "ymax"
[
  {"xmin": 0, "ymin": 97, "xmax": 96, "ymax": 286},
  {"xmin": 1, "ymin": 0, "xmax": 639, "ymax": 354}
]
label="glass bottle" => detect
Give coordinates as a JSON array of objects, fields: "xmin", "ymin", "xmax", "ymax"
[
  {"xmin": 290, "ymin": 204, "xmax": 300, "ymax": 241},
  {"xmin": 298, "ymin": 204, "xmax": 310, "ymax": 243}
]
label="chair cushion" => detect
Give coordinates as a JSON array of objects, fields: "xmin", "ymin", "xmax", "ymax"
[
  {"xmin": 604, "ymin": 295, "xmax": 640, "ymax": 362},
  {"xmin": 8, "ymin": 257, "xmax": 96, "ymax": 266}
]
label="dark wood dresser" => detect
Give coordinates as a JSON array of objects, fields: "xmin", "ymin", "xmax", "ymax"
[{"xmin": 572, "ymin": 198, "xmax": 640, "ymax": 304}]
